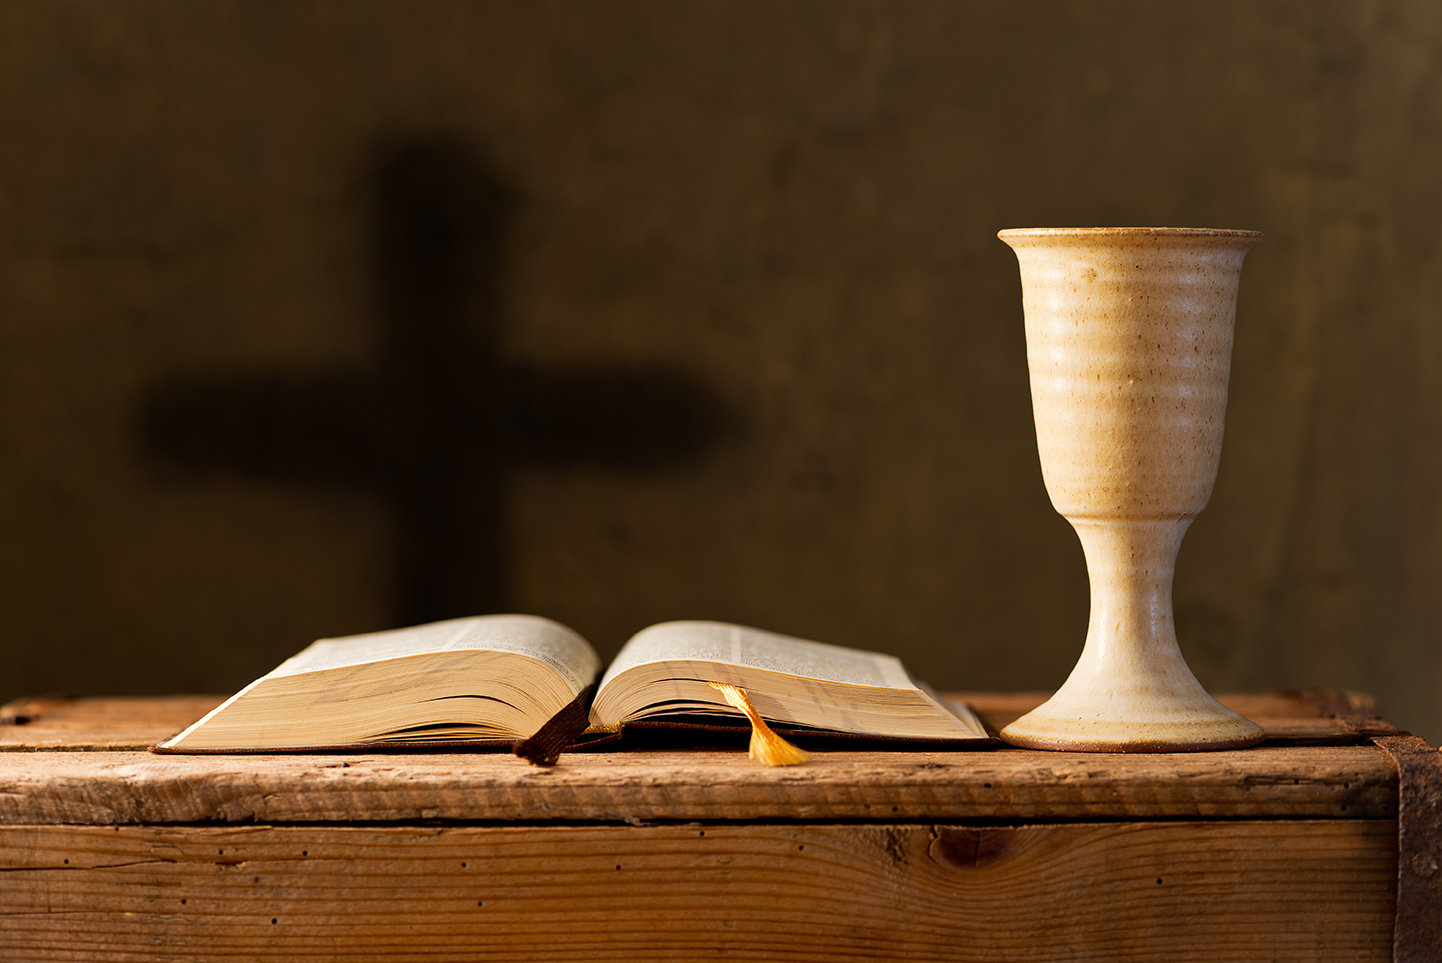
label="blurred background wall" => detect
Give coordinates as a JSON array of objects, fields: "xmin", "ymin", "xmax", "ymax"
[{"xmin": 2, "ymin": 0, "xmax": 1439, "ymax": 742}]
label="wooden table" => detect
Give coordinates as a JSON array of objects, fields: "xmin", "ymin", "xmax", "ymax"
[{"xmin": 0, "ymin": 691, "xmax": 1415, "ymax": 961}]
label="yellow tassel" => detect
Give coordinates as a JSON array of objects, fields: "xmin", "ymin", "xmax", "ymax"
[{"xmin": 708, "ymin": 682, "xmax": 811, "ymax": 767}]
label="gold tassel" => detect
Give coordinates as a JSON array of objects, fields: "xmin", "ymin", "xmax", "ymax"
[{"xmin": 708, "ymin": 682, "xmax": 811, "ymax": 767}]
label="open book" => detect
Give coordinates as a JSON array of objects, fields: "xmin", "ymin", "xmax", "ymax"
[{"xmin": 156, "ymin": 615, "xmax": 989, "ymax": 755}]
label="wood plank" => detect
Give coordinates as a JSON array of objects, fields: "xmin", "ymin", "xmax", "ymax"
[
  {"xmin": 0, "ymin": 696, "xmax": 224, "ymax": 751},
  {"xmin": 0, "ymin": 820, "xmax": 1395, "ymax": 962},
  {"xmin": 0, "ymin": 742, "xmax": 1396, "ymax": 825},
  {"xmin": 0, "ymin": 691, "xmax": 1359, "ymax": 752}
]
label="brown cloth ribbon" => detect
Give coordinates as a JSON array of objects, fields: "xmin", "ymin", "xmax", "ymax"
[{"xmin": 513, "ymin": 682, "xmax": 596, "ymax": 767}]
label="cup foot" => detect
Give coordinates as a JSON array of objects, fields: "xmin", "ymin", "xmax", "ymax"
[
  {"xmin": 1000, "ymin": 694, "xmax": 1266, "ymax": 753},
  {"xmin": 999, "ymin": 729, "xmax": 1265, "ymax": 753}
]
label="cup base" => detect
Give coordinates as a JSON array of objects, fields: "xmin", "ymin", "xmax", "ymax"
[
  {"xmin": 1000, "ymin": 698, "xmax": 1266, "ymax": 753},
  {"xmin": 999, "ymin": 729, "xmax": 1265, "ymax": 753}
]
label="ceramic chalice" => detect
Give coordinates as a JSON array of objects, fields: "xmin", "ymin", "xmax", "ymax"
[{"xmin": 997, "ymin": 227, "xmax": 1265, "ymax": 752}]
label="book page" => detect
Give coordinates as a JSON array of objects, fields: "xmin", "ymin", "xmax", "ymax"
[
  {"xmin": 601, "ymin": 621, "xmax": 916, "ymax": 691},
  {"xmin": 271, "ymin": 615, "xmax": 601, "ymax": 694}
]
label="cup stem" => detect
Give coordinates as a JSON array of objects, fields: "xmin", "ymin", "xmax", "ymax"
[
  {"xmin": 1000, "ymin": 517, "xmax": 1264, "ymax": 751},
  {"xmin": 1076, "ymin": 518, "xmax": 1186, "ymax": 675}
]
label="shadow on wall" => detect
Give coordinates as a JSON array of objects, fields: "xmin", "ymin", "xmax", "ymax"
[{"xmin": 137, "ymin": 132, "xmax": 737, "ymax": 627}]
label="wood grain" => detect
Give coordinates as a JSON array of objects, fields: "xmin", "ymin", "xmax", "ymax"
[
  {"xmin": 0, "ymin": 743, "xmax": 1394, "ymax": 826},
  {"xmin": 0, "ymin": 820, "xmax": 1395, "ymax": 962},
  {"xmin": 0, "ymin": 696, "xmax": 224, "ymax": 751},
  {"xmin": 0, "ymin": 694, "xmax": 1394, "ymax": 826}
]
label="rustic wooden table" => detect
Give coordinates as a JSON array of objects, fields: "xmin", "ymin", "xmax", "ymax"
[{"xmin": 0, "ymin": 692, "xmax": 1410, "ymax": 961}]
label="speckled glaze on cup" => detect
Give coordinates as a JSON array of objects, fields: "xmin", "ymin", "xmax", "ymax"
[{"xmin": 997, "ymin": 227, "xmax": 1265, "ymax": 752}]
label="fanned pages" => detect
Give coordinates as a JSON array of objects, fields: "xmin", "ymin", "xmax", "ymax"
[
  {"xmin": 158, "ymin": 615, "xmax": 599, "ymax": 751},
  {"xmin": 589, "ymin": 621, "xmax": 987, "ymax": 741}
]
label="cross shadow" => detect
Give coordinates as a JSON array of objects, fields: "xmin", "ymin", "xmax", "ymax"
[{"xmin": 139, "ymin": 132, "xmax": 736, "ymax": 625}]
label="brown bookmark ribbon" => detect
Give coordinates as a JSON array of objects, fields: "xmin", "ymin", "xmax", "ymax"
[{"xmin": 513, "ymin": 682, "xmax": 596, "ymax": 767}]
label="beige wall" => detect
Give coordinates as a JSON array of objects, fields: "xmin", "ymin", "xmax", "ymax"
[{"xmin": 2, "ymin": 1, "xmax": 1439, "ymax": 742}]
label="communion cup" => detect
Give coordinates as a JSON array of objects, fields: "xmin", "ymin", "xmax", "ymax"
[{"xmin": 996, "ymin": 227, "xmax": 1265, "ymax": 752}]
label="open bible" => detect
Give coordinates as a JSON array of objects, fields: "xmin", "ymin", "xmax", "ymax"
[{"xmin": 155, "ymin": 615, "xmax": 989, "ymax": 754}]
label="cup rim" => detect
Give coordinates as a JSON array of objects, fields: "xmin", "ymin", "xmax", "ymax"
[{"xmin": 998, "ymin": 226, "xmax": 1263, "ymax": 239}]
